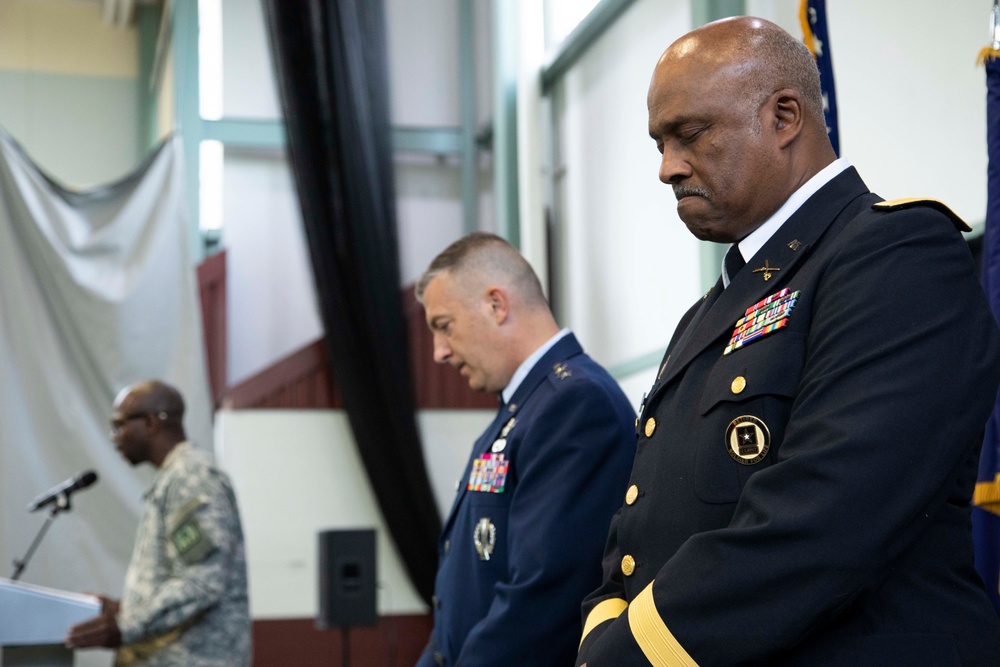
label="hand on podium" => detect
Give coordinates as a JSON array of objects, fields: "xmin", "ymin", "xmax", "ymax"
[{"xmin": 64, "ymin": 595, "xmax": 122, "ymax": 649}]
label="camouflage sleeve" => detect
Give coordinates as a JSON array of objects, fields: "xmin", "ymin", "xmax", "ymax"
[{"xmin": 118, "ymin": 468, "xmax": 242, "ymax": 644}]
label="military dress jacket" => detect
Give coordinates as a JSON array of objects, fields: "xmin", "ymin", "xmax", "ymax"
[
  {"xmin": 577, "ymin": 168, "xmax": 1000, "ymax": 666},
  {"xmin": 418, "ymin": 333, "xmax": 636, "ymax": 667}
]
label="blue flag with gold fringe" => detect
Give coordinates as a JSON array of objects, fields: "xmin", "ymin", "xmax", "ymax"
[
  {"xmin": 800, "ymin": 0, "xmax": 839, "ymax": 156},
  {"xmin": 974, "ymin": 1, "xmax": 1000, "ymax": 616}
]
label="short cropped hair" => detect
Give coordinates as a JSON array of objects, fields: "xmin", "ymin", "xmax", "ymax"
[
  {"xmin": 745, "ymin": 21, "xmax": 826, "ymax": 128},
  {"xmin": 415, "ymin": 232, "xmax": 549, "ymax": 309},
  {"xmin": 129, "ymin": 380, "xmax": 186, "ymax": 428}
]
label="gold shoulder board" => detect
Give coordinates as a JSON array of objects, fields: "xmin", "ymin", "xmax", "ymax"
[{"xmin": 871, "ymin": 198, "xmax": 971, "ymax": 232}]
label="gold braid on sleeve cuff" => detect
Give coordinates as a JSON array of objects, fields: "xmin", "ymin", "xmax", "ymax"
[
  {"xmin": 628, "ymin": 582, "xmax": 699, "ymax": 666},
  {"xmin": 580, "ymin": 597, "xmax": 628, "ymax": 647},
  {"xmin": 974, "ymin": 474, "xmax": 1000, "ymax": 517}
]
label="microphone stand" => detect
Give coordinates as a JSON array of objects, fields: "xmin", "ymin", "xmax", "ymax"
[{"xmin": 11, "ymin": 493, "xmax": 72, "ymax": 581}]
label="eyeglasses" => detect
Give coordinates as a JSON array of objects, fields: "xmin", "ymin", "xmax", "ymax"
[{"xmin": 109, "ymin": 413, "xmax": 148, "ymax": 433}]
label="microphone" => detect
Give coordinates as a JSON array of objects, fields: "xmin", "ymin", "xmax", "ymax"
[{"xmin": 28, "ymin": 470, "xmax": 99, "ymax": 512}]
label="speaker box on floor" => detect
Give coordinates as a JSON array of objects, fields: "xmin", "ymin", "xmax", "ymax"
[{"xmin": 317, "ymin": 529, "xmax": 377, "ymax": 629}]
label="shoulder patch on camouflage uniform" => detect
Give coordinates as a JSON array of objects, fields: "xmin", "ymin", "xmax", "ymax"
[
  {"xmin": 872, "ymin": 197, "xmax": 971, "ymax": 232},
  {"xmin": 170, "ymin": 497, "xmax": 215, "ymax": 565}
]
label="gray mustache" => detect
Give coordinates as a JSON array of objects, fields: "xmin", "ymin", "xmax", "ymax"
[{"xmin": 674, "ymin": 186, "xmax": 709, "ymax": 201}]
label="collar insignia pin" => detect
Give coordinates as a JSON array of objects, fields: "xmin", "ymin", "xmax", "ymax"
[
  {"xmin": 657, "ymin": 355, "xmax": 671, "ymax": 380},
  {"xmin": 752, "ymin": 260, "xmax": 780, "ymax": 281}
]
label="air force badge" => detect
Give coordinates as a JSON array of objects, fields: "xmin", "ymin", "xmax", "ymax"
[{"xmin": 473, "ymin": 517, "xmax": 496, "ymax": 561}]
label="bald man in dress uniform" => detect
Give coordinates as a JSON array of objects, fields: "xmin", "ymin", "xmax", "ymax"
[{"xmin": 577, "ymin": 17, "xmax": 1000, "ymax": 667}]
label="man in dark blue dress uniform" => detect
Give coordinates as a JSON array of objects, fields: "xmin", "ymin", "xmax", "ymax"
[
  {"xmin": 577, "ymin": 16, "xmax": 1000, "ymax": 667},
  {"xmin": 415, "ymin": 233, "xmax": 635, "ymax": 667}
]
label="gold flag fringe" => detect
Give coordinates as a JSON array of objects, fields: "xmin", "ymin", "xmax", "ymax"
[
  {"xmin": 978, "ymin": 46, "xmax": 1000, "ymax": 66},
  {"xmin": 974, "ymin": 474, "xmax": 1000, "ymax": 516}
]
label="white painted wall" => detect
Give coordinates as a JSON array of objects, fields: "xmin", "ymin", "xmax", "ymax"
[
  {"xmin": 388, "ymin": 0, "xmax": 491, "ymax": 286},
  {"xmin": 219, "ymin": 0, "xmax": 467, "ymax": 128},
  {"xmin": 213, "ymin": 408, "xmax": 491, "ymax": 618},
  {"xmin": 550, "ymin": 0, "xmax": 700, "ymax": 384},
  {"xmin": 746, "ymin": 0, "xmax": 991, "ymax": 225},
  {"xmin": 396, "ymin": 157, "xmax": 467, "ymax": 287},
  {"xmin": 216, "ymin": 1, "xmax": 323, "ymax": 385},
  {"xmin": 221, "ymin": 0, "xmax": 281, "ymax": 120},
  {"xmin": 221, "ymin": 150, "xmax": 324, "ymax": 385},
  {"xmin": 386, "ymin": 0, "xmax": 461, "ymax": 127}
]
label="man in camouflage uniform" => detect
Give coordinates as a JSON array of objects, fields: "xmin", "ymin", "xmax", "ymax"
[{"xmin": 66, "ymin": 380, "xmax": 251, "ymax": 666}]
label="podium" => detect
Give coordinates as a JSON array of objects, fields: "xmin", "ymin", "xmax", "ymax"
[{"xmin": 0, "ymin": 578, "xmax": 100, "ymax": 666}]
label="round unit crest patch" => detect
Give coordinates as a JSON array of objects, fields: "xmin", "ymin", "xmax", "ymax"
[{"xmin": 725, "ymin": 415, "xmax": 770, "ymax": 465}]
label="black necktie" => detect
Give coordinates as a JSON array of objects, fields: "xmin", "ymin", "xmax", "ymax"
[{"xmin": 725, "ymin": 245, "xmax": 745, "ymax": 283}]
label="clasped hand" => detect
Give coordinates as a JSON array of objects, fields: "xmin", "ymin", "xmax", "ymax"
[{"xmin": 65, "ymin": 595, "xmax": 122, "ymax": 649}]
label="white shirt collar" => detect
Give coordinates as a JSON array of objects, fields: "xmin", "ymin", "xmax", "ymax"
[
  {"xmin": 501, "ymin": 328, "xmax": 571, "ymax": 404},
  {"xmin": 723, "ymin": 157, "xmax": 851, "ymax": 287}
]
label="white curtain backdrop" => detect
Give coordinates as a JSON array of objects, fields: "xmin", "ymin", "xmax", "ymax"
[{"xmin": 0, "ymin": 129, "xmax": 213, "ymax": 605}]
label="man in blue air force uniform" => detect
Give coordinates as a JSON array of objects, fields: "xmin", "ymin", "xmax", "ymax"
[
  {"xmin": 415, "ymin": 233, "xmax": 635, "ymax": 667},
  {"xmin": 577, "ymin": 17, "xmax": 1000, "ymax": 667}
]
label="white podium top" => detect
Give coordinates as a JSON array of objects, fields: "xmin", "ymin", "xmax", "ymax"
[{"xmin": 0, "ymin": 578, "xmax": 100, "ymax": 645}]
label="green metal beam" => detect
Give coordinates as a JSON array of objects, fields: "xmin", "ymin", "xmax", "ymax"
[
  {"xmin": 172, "ymin": 0, "xmax": 203, "ymax": 260},
  {"xmin": 459, "ymin": 0, "xmax": 479, "ymax": 235},
  {"xmin": 393, "ymin": 126, "xmax": 462, "ymax": 154},
  {"xmin": 541, "ymin": 0, "xmax": 638, "ymax": 94},
  {"xmin": 493, "ymin": 0, "xmax": 520, "ymax": 248},
  {"xmin": 202, "ymin": 118, "xmax": 286, "ymax": 149},
  {"xmin": 200, "ymin": 118, "xmax": 467, "ymax": 156}
]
